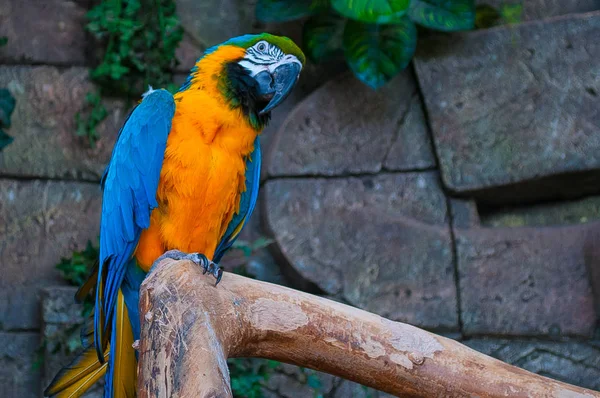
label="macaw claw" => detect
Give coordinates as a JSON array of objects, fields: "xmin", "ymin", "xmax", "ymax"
[{"xmin": 159, "ymin": 250, "xmax": 223, "ymax": 286}]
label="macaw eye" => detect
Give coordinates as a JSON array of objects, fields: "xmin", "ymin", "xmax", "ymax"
[{"xmin": 257, "ymin": 42, "xmax": 267, "ymax": 52}]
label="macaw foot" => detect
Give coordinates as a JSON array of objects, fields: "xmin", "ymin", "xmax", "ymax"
[{"xmin": 158, "ymin": 250, "xmax": 223, "ymax": 286}]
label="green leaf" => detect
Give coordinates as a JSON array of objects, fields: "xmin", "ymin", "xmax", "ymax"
[
  {"xmin": 475, "ymin": 4, "xmax": 502, "ymax": 29},
  {"xmin": 307, "ymin": 374, "xmax": 323, "ymax": 389},
  {"xmin": 256, "ymin": 0, "xmax": 328, "ymax": 22},
  {"xmin": 0, "ymin": 129, "xmax": 13, "ymax": 151},
  {"xmin": 0, "ymin": 37, "xmax": 7, "ymax": 47},
  {"xmin": 501, "ymin": 2, "xmax": 523, "ymax": 24},
  {"xmin": 55, "ymin": 240, "xmax": 99, "ymax": 286},
  {"xmin": 0, "ymin": 88, "xmax": 15, "ymax": 151},
  {"xmin": 332, "ymin": 0, "xmax": 410, "ymax": 24},
  {"xmin": 250, "ymin": 237, "xmax": 274, "ymax": 251},
  {"xmin": 303, "ymin": 12, "xmax": 346, "ymax": 62},
  {"xmin": 409, "ymin": 0, "xmax": 475, "ymax": 32},
  {"xmin": 228, "ymin": 358, "xmax": 275, "ymax": 398},
  {"xmin": 343, "ymin": 17, "xmax": 416, "ymax": 89},
  {"xmin": 0, "ymin": 88, "xmax": 16, "ymax": 127}
]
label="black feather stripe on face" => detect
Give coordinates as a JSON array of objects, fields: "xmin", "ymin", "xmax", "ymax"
[{"xmin": 218, "ymin": 62, "xmax": 271, "ymax": 131}]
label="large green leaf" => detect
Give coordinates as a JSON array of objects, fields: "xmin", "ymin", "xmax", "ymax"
[
  {"xmin": 343, "ymin": 17, "xmax": 416, "ymax": 89},
  {"xmin": 303, "ymin": 12, "xmax": 346, "ymax": 62},
  {"xmin": 0, "ymin": 88, "xmax": 16, "ymax": 128},
  {"xmin": 333, "ymin": 0, "xmax": 410, "ymax": 23},
  {"xmin": 256, "ymin": 0, "xmax": 328, "ymax": 22},
  {"xmin": 409, "ymin": 0, "xmax": 475, "ymax": 31}
]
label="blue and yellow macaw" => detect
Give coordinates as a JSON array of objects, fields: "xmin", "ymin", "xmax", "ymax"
[{"xmin": 45, "ymin": 33, "xmax": 304, "ymax": 397}]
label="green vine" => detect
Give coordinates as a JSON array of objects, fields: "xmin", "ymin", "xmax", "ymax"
[
  {"xmin": 56, "ymin": 240, "xmax": 100, "ymax": 287},
  {"xmin": 76, "ymin": 0, "xmax": 184, "ymax": 147}
]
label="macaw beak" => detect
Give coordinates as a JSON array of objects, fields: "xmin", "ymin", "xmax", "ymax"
[{"xmin": 255, "ymin": 61, "xmax": 302, "ymax": 115}]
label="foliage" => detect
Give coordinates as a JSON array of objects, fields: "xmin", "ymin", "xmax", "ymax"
[
  {"xmin": 76, "ymin": 0, "xmax": 183, "ymax": 146},
  {"xmin": 56, "ymin": 240, "xmax": 99, "ymax": 287},
  {"xmin": 75, "ymin": 92, "xmax": 108, "ymax": 148},
  {"xmin": 475, "ymin": 1, "xmax": 523, "ymax": 29},
  {"xmin": 229, "ymin": 237, "xmax": 274, "ymax": 278},
  {"xmin": 33, "ymin": 314, "xmax": 90, "ymax": 370},
  {"xmin": 409, "ymin": 0, "xmax": 475, "ymax": 31},
  {"xmin": 344, "ymin": 18, "xmax": 416, "ymax": 89},
  {"xmin": 34, "ymin": 242, "xmax": 99, "ymax": 370},
  {"xmin": 232, "ymin": 237, "xmax": 274, "ymax": 257},
  {"xmin": 333, "ymin": 0, "xmax": 410, "ymax": 24},
  {"xmin": 0, "ymin": 39, "xmax": 15, "ymax": 152},
  {"xmin": 86, "ymin": 0, "xmax": 183, "ymax": 96},
  {"xmin": 0, "ymin": 88, "xmax": 15, "ymax": 152},
  {"xmin": 303, "ymin": 12, "xmax": 345, "ymax": 62},
  {"xmin": 256, "ymin": 0, "xmax": 476, "ymax": 89},
  {"xmin": 256, "ymin": 0, "xmax": 329, "ymax": 22},
  {"xmin": 50, "ymin": 238, "xmax": 281, "ymax": 395},
  {"xmin": 500, "ymin": 2, "xmax": 523, "ymax": 24},
  {"xmin": 228, "ymin": 359, "xmax": 334, "ymax": 397},
  {"xmin": 229, "ymin": 358, "xmax": 280, "ymax": 398},
  {"xmin": 474, "ymin": 4, "xmax": 502, "ymax": 29}
]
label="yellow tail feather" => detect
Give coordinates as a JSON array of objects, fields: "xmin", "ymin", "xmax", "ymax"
[
  {"xmin": 75, "ymin": 261, "xmax": 98, "ymax": 303},
  {"xmin": 47, "ymin": 291, "xmax": 137, "ymax": 397},
  {"xmin": 45, "ymin": 348, "xmax": 109, "ymax": 397},
  {"xmin": 97, "ymin": 265, "xmax": 107, "ymax": 359},
  {"xmin": 113, "ymin": 289, "xmax": 137, "ymax": 398},
  {"xmin": 54, "ymin": 362, "xmax": 107, "ymax": 398}
]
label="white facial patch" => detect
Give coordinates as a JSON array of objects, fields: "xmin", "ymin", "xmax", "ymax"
[{"xmin": 238, "ymin": 40, "xmax": 303, "ymax": 77}]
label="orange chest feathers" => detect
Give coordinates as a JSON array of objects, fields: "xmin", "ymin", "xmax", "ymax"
[{"xmin": 134, "ymin": 89, "xmax": 260, "ymax": 271}]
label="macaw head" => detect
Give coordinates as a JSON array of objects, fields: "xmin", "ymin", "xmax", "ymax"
[
  {"xmin": 182, "ymin": 33, "xmax": 305, "ymax": 127},
  {"xmin": 229, "ymin": 33, "xmax": 305, "ymax": 115}
]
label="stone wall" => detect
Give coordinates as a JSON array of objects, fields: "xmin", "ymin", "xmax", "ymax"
[
  {"xmin": 264, "ymin": 4, "xmax": 600, "ymax": 394},
  {"xmin": 0, "ymin": 0, "xmax": 599, "ymax": 396}
]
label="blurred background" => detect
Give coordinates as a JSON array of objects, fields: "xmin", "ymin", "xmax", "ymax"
[{"xmin": 1, "ymin": 0, "xmax": 600, "ymax": 397}]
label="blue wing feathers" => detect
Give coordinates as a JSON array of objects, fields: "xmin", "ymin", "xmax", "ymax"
[
  {"xmin": 213, "ymin": 136, "xmax": 262, "ymax": 262},
  {"xmin": 94, "ymin": 89, "xmax": 175, "ymax": 362},
  {"xmin": 93, "ymin": 87, "xmax": 260, "ymax": 397},
  {"xmin": 245, "ymin": 139, "xmax": 262, "ymax": 226}
]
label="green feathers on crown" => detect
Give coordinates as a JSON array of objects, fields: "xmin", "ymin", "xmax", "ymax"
[{"xmin": 210, "ymin": 33, "xmax": 306, "ymax": 65}]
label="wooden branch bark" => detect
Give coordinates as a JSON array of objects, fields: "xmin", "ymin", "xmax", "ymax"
[{"xmin": 137, "ymin": 258, "xmax": 600, "ymax": 398}]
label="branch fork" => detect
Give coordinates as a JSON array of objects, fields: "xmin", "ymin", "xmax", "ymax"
[{"xmin": 137, "ymin": 258, "xmax": 600, "ymax": 398}]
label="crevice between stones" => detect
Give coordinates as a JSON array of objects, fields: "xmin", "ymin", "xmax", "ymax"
[
  {"xmin": 409, "ymin": 62, "xmax": 441, "ymax": 172},
  {"xmin": 0, "ymin": 328, "xmax": 40, "ymax": 333},
  {"xmin": 0, "ymin": 61, "xmax": 90, "ymax": 70},
  {"xmin": 515, "ymin": 347, "xmax": 600, "ymax": 369},
  {"xmin": 264, "ymin": 167, "xmax": 438, "ymax": 183},
  {"xmin": 476, "ymin": 191, "xmax": 600, "ymax": 227},
  {"xmin": 444, "ymin": 195, "xmax": 465, "ymax": 338},
  {"xmin": 380, "ymin": 90, "xmax": 416, "ymax": 168},
  {"xmin": 460, "ymin": 332, "xmax": 599, "ymax": 342},
  {"xmin": 0, "ymin": 173, "xmax": 100, "ymax": 185},
  {"xmin": 462, "ymin": 169, "xmax": 600, "ymax": 208},
  {"xmin": 410, "ymin": 61, "xmax": 465, "ymax": 337}
]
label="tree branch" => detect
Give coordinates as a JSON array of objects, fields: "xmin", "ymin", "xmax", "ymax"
[{"xmin": 137, "ymin": 258, "xmax": 600, "ymax": 398}]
